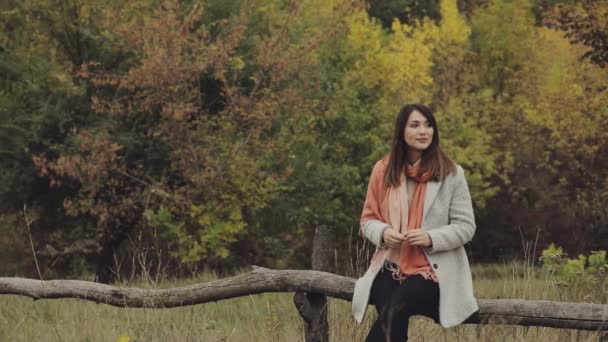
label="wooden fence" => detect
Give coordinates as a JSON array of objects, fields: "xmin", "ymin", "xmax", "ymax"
[{"xmin": 1, "ymin": 225, "xmax": 607, "ymax": 342}]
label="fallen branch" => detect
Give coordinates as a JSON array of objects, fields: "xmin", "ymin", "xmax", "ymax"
[{"xmin": 1, "ymin": 267, "xmax": 606, "ymax": 331}]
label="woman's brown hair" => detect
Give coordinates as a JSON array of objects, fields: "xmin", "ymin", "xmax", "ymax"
[{"xmin": 383, "ymin": 104, "xmax": 456, "ymax": 187}]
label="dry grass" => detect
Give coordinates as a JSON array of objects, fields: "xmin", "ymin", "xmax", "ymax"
[{"xmin": 0, "ymin": 262, "xmax": 606, "ymax": 341}]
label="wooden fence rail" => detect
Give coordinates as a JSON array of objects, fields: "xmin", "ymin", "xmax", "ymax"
[
  {"xmin": 1, "ymin": 225, "xmax": 607, "ymax": 342},
  {"xmin": 1, "ymin": 268, "xmax": 607, "ymax": 334}
]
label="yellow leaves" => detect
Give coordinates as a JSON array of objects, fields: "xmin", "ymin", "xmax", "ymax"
[
  {"xmin": 116, "ymin": 335, "xmax": 131, "ymax": 342},
  {"xmin": 520, "ymin": 26, "xmax": 606, "ymax": 141},
  {"xmin": 196, "ymin": 212, "xmax": 212, "ymax": 226},
  {"xmin": 530, "ymin": 28, "xmax": 579, "ymax": 98},
  {"xmin": 346, "ymin": 12, "xmax": 382, "ymax": 54},
  {"xmin": 410, "ymin": 17, "xmax": 440, "ymax": 46},
  {"xmin": 229, "ymin": 56, "xmax": 246, "ymax": 72},
  {"xmin": 228, "ymin": 206, "xmax": 242, "ymax": 221},
  {"xmin": 216, "ymin": 247, "xmax": 230, "ymax": 259},
  {"xmin": 522, "ymin": 107, "xmax": 545, "ymax": 127},
  {"xmin": 344, "ymin": 10, "xmax": 434, "ymax": 106},
  {"xmin": 341, "ymin": 1, "xmax": 471, "ymax": 108},
  {"xmin": 511, "ymin": 21, "xmax": 608, "ymax": 188},
  {"xmin": 438, "ymin": 0, "xmax": 470, "ymax": 44},
  {"xmin": 472, "ymin": 0, "xmax": 536, "ymax": 91}
]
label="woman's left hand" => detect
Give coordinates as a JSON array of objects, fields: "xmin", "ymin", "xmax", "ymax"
[{"xmin": 404, "ymin": 230, "xmax": 432, "ymax": 247}]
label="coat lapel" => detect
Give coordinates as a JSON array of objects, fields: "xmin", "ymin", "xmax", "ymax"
[{"xmin": 422, "ymin": 180, "xmax": 440, "ymax": 219}]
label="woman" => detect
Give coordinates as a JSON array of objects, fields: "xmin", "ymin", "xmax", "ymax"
[{"xmin": 352, "ymin": 104, "xmax": 478, "ymax": 342}]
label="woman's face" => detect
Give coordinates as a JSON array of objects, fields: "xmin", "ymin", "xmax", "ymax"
[{"xmin": 403, "ymin": 110, "xmax": 434, "ymax": 152}]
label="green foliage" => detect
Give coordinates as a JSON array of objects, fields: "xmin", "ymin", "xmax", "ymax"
[
  {"xmin": 435, "ymin": 98, "xmax": 499, "ymax": 208},
  {"xmin": 471, "ymin": 0, "xmax": 536, "ymax": 94},
  {"xmin": 1, "ymin": 0, "xmax": 607, "ymax": 277},
  {"xmin": 540, "ymin": 243, "xmax": 607, "ymax": 285},
  {"xmin": 540, "ymin": 243, "xmax": 564, "ymax": 272},
  {"xmin": 145, "ymin": 204, "xmax": 246, "ymax": 263},
  {"xmin": 561, "ymin": 255, "xmax": 587, "ymax": 282}
]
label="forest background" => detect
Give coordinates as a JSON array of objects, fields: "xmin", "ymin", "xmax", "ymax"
[{"xmin": 0, "ymin": 0, "xmax": 607, "ymax": 284}]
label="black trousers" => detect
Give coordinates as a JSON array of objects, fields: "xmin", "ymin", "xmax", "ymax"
[{"xmin": 365, "ymin": 264, "xmax": 440, "ymax": 342}]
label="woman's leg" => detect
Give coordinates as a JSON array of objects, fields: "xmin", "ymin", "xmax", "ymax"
[
  {"xmin": 366, "ymin": 269, "xmax": 399, "ymax": 342},
  {"xmin": 366, "ymin": 273, "xmax": 439, "ymax": 342}
]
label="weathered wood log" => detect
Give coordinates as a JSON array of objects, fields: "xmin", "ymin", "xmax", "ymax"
[
  {"xmin": 0, "ymin": 268, "xmax": 353, "ymax": 307},
  {"xmin": 1, "ymin": 270, "xmax": 607, "ymax": 332},
  {"xmin": 465, "ymin": 299, "xmax": 608, "ymax": 331},
  {"xmin": 294, "ymin": 225, "xmax": 333, "ymax": 342}
]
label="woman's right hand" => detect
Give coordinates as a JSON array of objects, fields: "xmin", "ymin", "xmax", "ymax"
[{"xmin": 382, "ymin": 228, "xmax": 406, "ymax": 248}]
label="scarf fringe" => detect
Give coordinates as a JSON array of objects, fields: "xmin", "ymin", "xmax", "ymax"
[{"xmin": 385, "ymin": 261, "xmax": 439, "ymax": 283}]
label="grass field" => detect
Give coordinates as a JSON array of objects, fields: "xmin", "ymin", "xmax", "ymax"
[{"xmin": 1, "ymin": 262, "xmax": 606, "ymax": 341}]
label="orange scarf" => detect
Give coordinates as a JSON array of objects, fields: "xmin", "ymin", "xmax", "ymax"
[
  {"xmin": 360, "ymin": 159, "xmax": 437, "ymax": 282},
  {"xmin": 399, "ymin": 164, "xmax": 434, "ymax": 276},
  {"xmin": 383, "ymin": 163, "xmax": 437, "ymax": 282}
]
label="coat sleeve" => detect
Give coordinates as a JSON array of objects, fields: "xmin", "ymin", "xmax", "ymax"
[
  {"xmin": 360, "ymin": 161, "xmax": 391, "ymax": 247},
  {"xmin": 425, "ymin": 165, "xmax": 476, "ymax": 253}
]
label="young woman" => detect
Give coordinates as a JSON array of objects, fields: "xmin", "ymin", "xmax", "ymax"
[{"xmin": 352, "ymin": 104, "xmax": 478, "ymax": 342}]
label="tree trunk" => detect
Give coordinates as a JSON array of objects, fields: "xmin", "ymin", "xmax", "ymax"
[
  {"xmin": 294, "ymin": 225, "xmax": 333, "ymax": 342},
  {"xmin": 94, "ymin": 230, "xmax": 126, "ymax": 284}
]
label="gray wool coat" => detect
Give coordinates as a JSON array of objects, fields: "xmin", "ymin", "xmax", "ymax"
[{"xmin": 352, "ymin": 164, "xmax": 479, "ymax": 328}]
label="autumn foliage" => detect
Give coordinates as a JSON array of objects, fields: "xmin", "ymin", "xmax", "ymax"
[{"xmin": 1, "ymin": 0, "xmax": 607, "ymax": 282}]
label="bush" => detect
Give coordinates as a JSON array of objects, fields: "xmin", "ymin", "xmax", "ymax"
[{"xmin": 540, "ymin": 243, "xmax": 607, "ymax": 284}]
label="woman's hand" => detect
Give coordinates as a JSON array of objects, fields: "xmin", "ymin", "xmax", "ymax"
[
  {"xmin": 382, "ymin": 228, "xmax": 406, "ymax": 248},
  {"xmin": 404, "ymin": 230, "xmax": 432, "ymax": 247}
]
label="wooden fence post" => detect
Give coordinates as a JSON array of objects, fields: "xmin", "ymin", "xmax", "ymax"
[{"xmin": 294, "ymin": 225, "xmax": 333, "ymax": 342}]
